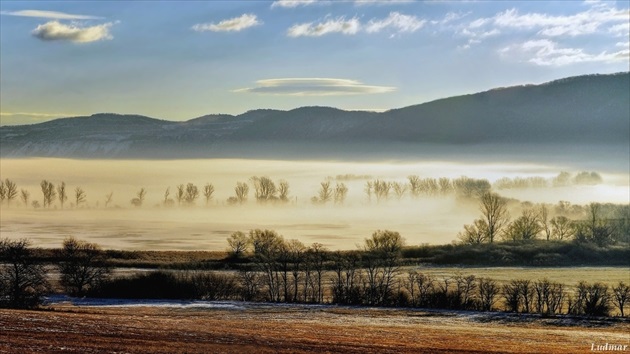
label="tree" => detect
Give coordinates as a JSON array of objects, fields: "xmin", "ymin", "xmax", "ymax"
[
  {"xmin": 234, "ymin": 182, "xmax": 249, "ymax": 205},
  {"xmin": 334, "ymin": 183, "xmax": 348, "ymax": 205},
  {"xmin": 0, "ymin": 180, "xmax": 6, "ymax": 205},
  {"xmin": 438, "ymin": 178, "xmax": 453, "ymax": 195},
  {"xmin": 131, "ymin": 188, "xmax": 146, "ymax": 207},
  {"xmin": 612, "ymin": 282, "xmax": 629, "ymax": 317},
  {"xmin": 184, "ymin": 183, "xmax": 199, "ymax": 206},
  {"xmin": 4, "ymin": 179, "xmax": 18, "ymax": 207},
  {"xmin": 0, "ymin": 238, "xmax": 49, "ymax": 308},
  {"xmin": 372, "ymin": 180, "xmax": 391, "ymax": 203},
  {"xmin": 364, "ymin": 181, "xmax": 373, "ymax": 202},
  {"xmin": 477, "ymin": 277, "xmax": 500, "ymax": 311},
  {"xmin": 458, "ymin": 219, "xmax": 489, "ymax": 244},
  {"xmin": 203, "ymin": 183, "xmax": 215, "ymax": 206},
  {"xmin": 250, "ymin": 176, "xmax": 278, "ymax": 203},
  {"xmin": 58, "ymin": 237, "xmax": 111, "ymax": 296},
  {"xmin": 249, "ymin": 229, "xmax": 284, "ymax": 301},
  {"xmin": 479, "ymin": 192, "xmax": 510, "ymax": 243},
  {"xmin": 56, "ymin": 182, "xmax": 67, "ymax": 209},
  {"xmin": 176, "ymin": 184, "xmax": 185, "ymax": 206},
  {"xmin": 227, "ymin": 231, "xmax": 249, "ymax": 259},
  {"xmin": 20, "ymin": 189, "xmax": 30, "ymax": 208},
  {"xmin": 392, "ymin": 182, "xmax": 407, "ymax": 200},
  {"xmin": 587, "ymin": 203, "xmax": 614, "ymax": 247},
  {"xmin": 363, "ymin": 230, "xmax": 405, "ymax": 305},
  {"xmin": 550, "ymin": 216, "xmax": 575, "ymax": 240},
  {"xmin": 278, "ymin": 180, "xmax": 290, "ymax": 203},
  {"xmin": 408, "ymin": 175, "xmax": 421, "ymax": 198},
  {"xmin": 539, "ymin": 204, "xmax": 552, "ymax": 241},
  {"xmin": 40, "ymin": 180, "xmax": 56, "ymax": 208},
  {"xmin": 313, "ymin": 181, "xmax": 333, "ymax": 205},
  {"xmin": 105, "ymin": 192, "xmax": 114, "ymax": 208},
  {"xmin": 75, "ymin": 187, "xmax": 86, "ymax": 208},
  {"xmin": 503, "ymin": 209, "xmax": 541, "ymax": 242}
]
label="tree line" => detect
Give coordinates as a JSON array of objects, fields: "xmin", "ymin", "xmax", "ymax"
[{"xmin": 1, "ymin": 235, "xmax": 628, "ymax": 318}]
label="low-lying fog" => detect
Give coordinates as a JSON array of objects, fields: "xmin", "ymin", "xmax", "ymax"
[{"xmin": 0, "ymin": 158, "xmax": 627, "ymax": 251}]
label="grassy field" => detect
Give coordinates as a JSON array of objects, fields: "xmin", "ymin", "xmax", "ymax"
[{"xmin": 1, "ymin": 302, "xmax": 629, "ymax": 354}]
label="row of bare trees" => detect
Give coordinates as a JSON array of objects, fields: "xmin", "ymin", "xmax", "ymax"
[{"xmin": 459, "ymin": 193, "xmax": 629, "ymax": 245}]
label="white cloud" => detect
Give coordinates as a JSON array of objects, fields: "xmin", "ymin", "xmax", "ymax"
[
  {"xmin": 271, "ymin": 0, "xmax": 322, "ymax": 8},
  {"xmin": 234, "ymin": 78, "xmax": 396, "ymax": 96},
  {"xmin": 192, "ymin": 14, "xmax": 261, "ymax": 32},
  {"xmin": 31, "ymin": 21, "xmax": 115, "ymax": 43},
  {"xmin": 0, "ymin": 9, "xmax": 102, "ymax": 20},
  {"xmin": 354, "ymin": 0, "xmax": 414, "ymax": 5},
  {"xmin": 500, "ymin": 39, "xmax": 629, "ymax": 66},
  {"xmin": 365, "ymin": 12, "xmax": 425, "ymax": 33},
  {"xmin": 288, "ymin": 17, "xmax": 361, "ymax": 37}
]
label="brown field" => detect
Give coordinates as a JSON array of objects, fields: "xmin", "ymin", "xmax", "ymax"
[{"xmin": 1, "ymin": 302, "xmax": 629, "ymax": 354}]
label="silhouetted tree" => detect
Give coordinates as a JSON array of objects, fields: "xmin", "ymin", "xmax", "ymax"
[
  {"xmin": 477, "ymin": 277, "xmax": 500, "ymax": 311},
  {"xmin": 333, "ymin": 183, "xmax": 348, "ymax": 205},
  {"xmin": 20, "ymin": 189, "xmax": 30, "ymax": 208},
  {"xmin": 105, "ymin": 192, "xmax": 114, "ymax": 208},
  {"xmin": 3, "ymin": 179, "xmax": 18, "ymax": 207},
  {"xmin": 75, "ymin": 187, "xmax": 86, "ymax": 208},
  {"xmin": 184, "ymin": 183, "xmax": 199, "ymax": 206},
  {"xmin": 227, "ymin": 231, "xmax": 249, "ymax": 259},
  {"xmin": 278, "ymin": 180, "xmax": 290, "ymax": 203},
  {"xmin": 539, "ymin": 204, "xmax": 552, "ymax": 241},
  {"xmin": 612, "ymin": 282, "xmax": 629, "ymax": 317},
  {"xmin": 0, "ymin": 238, "xmax": 49, "ymax": 308},
  {"xmin": 372, "ymin": 180, "xmax": 391, "ymax": 203},
  {"xmin": 364, "ymin": 181, "xmax": 373, "ymax": 202},
  {"xmin": 40, "ymin": 180, "xmax": 56, "ymax": 208},
  {"xmin": 550, "ymin": 216, "xmax": 575, "ymax": 240},
  {"xmin": 458, "ymin": 219, "xmax": 489, "ymax": 244},
  {"xmin": 131, "ymin": 188, "xmax": 146, "ymax": 207},
  {"xmin": 392, "ymin": 182, "xmax": 407, "ymax": 200},
  {"xmin": 250, "ymin": 176, "xmax": 278, "ymax": 203},
  {"xmin": 479, "ymin": 192, "xmax": 510, "ymax": 243},
  {"xmin": 0, "ymin": 180, "xmax": 6, "ymax": 205},
  {"xmin": 234, "ymin": 182, "xmax": 249, "ymax": 205},
  {"xmin": 249, "ymin": 229, "xmax": 284, "ymax": 301},
  {"xmin": 203, "ymin": 183, "xmax": 215, "ymax": 206},
  {"xmin": 503, "ymin": 209, "xmax": 541, "ymax": 242},
  {"xmin": 59, "ymin": 237, "xmax": 111, "ymax": 296},
  {"xmin": 363, "ymin": 230, "xmax": 405, "ymax": 305},
  {"xmin": 57, "ymin": 182, "xmax": 67, "ymax": 209},
  {"xmin": 176, "ymin": 184, "xmax": 185, "ymax": 206}
]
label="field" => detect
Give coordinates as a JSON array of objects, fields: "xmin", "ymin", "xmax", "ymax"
[{"xmin": 2, "ymin": 301, "xmax": 629, "ymax": 354}]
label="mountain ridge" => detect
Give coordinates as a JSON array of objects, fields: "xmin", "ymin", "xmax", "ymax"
[{"xmin": 1, "ymin": 72, "xmax": 628, "ymax": 158}]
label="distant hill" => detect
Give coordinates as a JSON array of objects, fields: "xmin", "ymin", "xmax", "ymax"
[{"xmin": 1, "ymin": 72, "xmax": 628, "ymax": 159}]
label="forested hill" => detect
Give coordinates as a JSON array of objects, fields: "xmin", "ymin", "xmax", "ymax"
[{"xmin": 1, "ymin": 72, "xmax": 627, "ymax": 158}]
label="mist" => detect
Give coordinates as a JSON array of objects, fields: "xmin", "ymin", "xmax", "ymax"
[{"xmin": 0, "ymin": 158, "xmax": 627, "ymax": 251}]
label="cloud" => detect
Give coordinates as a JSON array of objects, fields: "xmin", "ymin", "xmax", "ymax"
[
  {"xmin": 234, "ymin": 78, "xmax": 396, "ymax": 96},
  {"xmin": 192, "ymin": 14, "xmax": 261, "ymax": 32},
  {"xmin": 288, "ymin": 12, "xmax": 427, "ymax": 37},
  {"xmin": 354, "ymin": 0, "xmax": 414, "ymax": 5},
  {"xmin": 365, "ymin": 12, "xmax": 426, "ymax": 33},
  {"xmin": 0, "ymin": 9, "xmax": 102, "ymax": 20},
  {"xmin": 31, "ymin": 21, "xmax": 115, "ymax": 43},
  {"xmin": 500, "ymin": 39, "xmax": 629, "ymax": 66},
  {"xmin": 288, "ymin": 17, "xmax": 361, "ymax": 37},
  {"xmin": 271, "ymin": 0, "xmax": 323, "ymax": 8}
]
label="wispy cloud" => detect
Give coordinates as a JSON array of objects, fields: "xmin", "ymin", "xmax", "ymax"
[
  {"xmin": 354, "ymin": 0, "xmax": 414, "ymax": 6},
  {"xmin": 0, "ymin": 9, "xmax": 102, "ymax": 20},
  {"xmin": 192, "ymin": 14, "xmax": 261, "ymax": 32},
  {"xmin": 500, "ymin": 39, "xmax": 629, "ymax": 66},
  {"xmin": 288, "ymin": 17, "xmax": 361, "ymax": 37},
  {"xmin": 32, "ymin": 21, "xmax": 115, "ymax": 43},
  {"xmin": 234, "ymin": 78, "xmax": 396, "ymax": 96},
  {"xmin": 271, "ymin": 0, "xmax": 323, "ymax": 8},
  {"xmin": 288, "ymin": 12, "xmax": 425, "ymax": 37},
  {"xmin": 366, "ymin": 12, "xmax": 425, "ymax": 33}
]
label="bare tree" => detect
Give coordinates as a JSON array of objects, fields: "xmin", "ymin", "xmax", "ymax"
[
  {"xmin": 458, "ymin": 219, "xmax": 489, "ymax": 244},
  {"xmin": 438, "ymin": 177, "xmax": 453, "ymax": 195},
  {"xmin": 0, "ymin": 238, "xmax": 49, "ymax": 308},
  {"xmin": 176, "ymin": 184, "xmax": 185, "ymax": 206},
  {"xmin": 364, "ymin": 181, "xmax": 373, "ymax": 202},
  {"xmin": 612, "ymin": 282, "xmax": 629, "ymax": 317},
  {"xmin": 0, "ymin": 180, "xmax": 6, "ymax": 205},
  {"xmin": 372, "ymin": 180, "xmax": 391, "ymax": 203},
  {"xmin": 184, "ymin": 183, "xmax": 199, "ymax": 205},
  {"xmin": 105, "ymin": 192, "xmax": 114, "ymax": 208},
  {"xmin": 58, "ymin": 237, "xmax": 111, "ymax": 296},
  {"xmin": 227, "ymin": 231, "xmax": 249, "ymax": 259},
  {"xmin": 3, "ymin": 179, "xmax": 18, "ymax": 207},
  {"xmin": 479, "ymin": 192, "xmax": 510, "ymax": 243},
  {"xmin": 234, "ymin": 182, "xmax": 249, "ymax": 204},
  {"xmin": 75, "ymin": 187, "xmax": 86, "ymax": 208},
  {"xmin": 539, "ymin": 204, "xmax": 552, "ymax": 241},
  {"xmin": 278, "ymin": 180, "xmax": 290, "ymax": 203},
  {"xmin": 503, "ymin": 209, "xmax": 541, "ymax": 242},
  {"xmin": 363, "ymin": 230, "xmax": 405, "ymax": 305},
  {"xmin": 250, "ymin": 176, "xmax": 278, "ymax": 203},
  {"xmin": 477, "ymin": 277, "xmax": 500, "ymax": 311},
  {"xmin": 131, "ymin": 188, "xmax": 145, "ymax": 207},
  {"xmin": 57, "ymin": 182, "xmax": 67, "ymax": 209},
  {"xmin": 203, "ymin": 183, "xmax": 215, "ymax": 206},
  {"xmin": 392, "ymin": 182, "xmax": 407, "ymax": 200},
  {"xmin": 408, "ymin": 175, "xmax": 421, "ymax": 198},
  {"xmin": 20, "ymin": 189, "xmax": 30, "ymax": 208},
  {"xmin": 334, "ymin": 183, "xmax": 348, "ymax": 205},
  {"xmin": 40, "ymin": 180, "xmax": 56, "ymax": 208},
  {"xmin": 550, "ymin": 216, "xmax": 575, "ymax": 240}
]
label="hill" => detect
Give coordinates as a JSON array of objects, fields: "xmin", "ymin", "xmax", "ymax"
[{"xmin": 1, "ymin": 72, "xmax": 627, "ymax": 158}]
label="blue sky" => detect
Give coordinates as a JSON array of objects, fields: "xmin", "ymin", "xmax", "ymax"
[{"xmin": 1, "ymin": 0, "xmax": 628, "ymax": 125}]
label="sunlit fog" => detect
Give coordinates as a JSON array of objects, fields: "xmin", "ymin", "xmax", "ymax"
[{"xmin": 0, "ymin": 158, "xmax": 627, "ymax": 251}]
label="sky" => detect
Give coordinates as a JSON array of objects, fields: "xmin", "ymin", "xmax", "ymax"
[{"xmin": 0, "ymin": 0, "xmax": 628, "ymax": 125}]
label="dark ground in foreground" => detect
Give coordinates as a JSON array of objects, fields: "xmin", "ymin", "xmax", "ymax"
[{"xmin": 1, "ymin": 302, "xmax": 629, "ymax": 354}]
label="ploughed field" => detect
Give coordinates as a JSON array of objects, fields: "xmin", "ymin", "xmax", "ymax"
[{"xmin": 1, "ymin": 301, "xmax": 629, "ymax": 354}]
